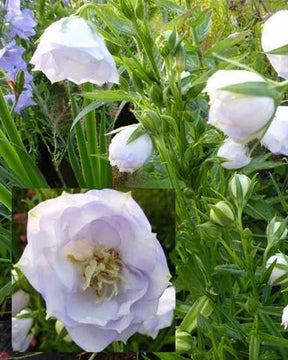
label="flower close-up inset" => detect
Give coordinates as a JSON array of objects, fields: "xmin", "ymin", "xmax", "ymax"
[{"xmin": 15, "ymin": 189, "xmax": 174, "ymax": 351}]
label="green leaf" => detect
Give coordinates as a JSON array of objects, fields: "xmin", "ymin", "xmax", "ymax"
[
  {"xmin": 260, "ymin": 333, "xmax": 288, "ymax": 348},
  {"xmin": 99, "ymin": 4, "xmax": 135, "ymax": 35},
  {"xmin": 245, "ymin": 198, "xmax": 276, "ymax": 221},
  {"xmin": 213, "ymin": 264, "xmax": 246, "ymax": 276},
  {"xmin": 0, "ymin": 183, "xmax": 11, "ymax": 211},
  {"xmin": 126, "ymin": 126, "xmax": 146, "ymax": 145},
  {"xmin": 81, "ymin": 90, "xmax": 139, "ymax": 102},
  {"xmin": 267, "ymin": 44, "xmax": 288, "ymax": 55},
  {"xmin": 249, "ymin": 332, "xmax": 260, "ymax": 360},
  {"xmin": 0, "ymin": 281, "xmax": 11, "ymax": 304},
  {"xmin": 220, "ymin": 81, "xmax": 277, "ymax": 98},
  {"xmin": 206, "ymin": 31, "xmax": 250, "ymax": 56},
  {"xmin": 153, "ymin": 353, "xmax": 187, "ymax": 360},
  {"xmin": 243, "ymin": 154, "xmax": 287, "ymax": 175},
  {"xmin": 153, "ymin": 0, "xmax": 185, "ymax": 14},
  {"xmin": 179, "ymin": 296, "xmax": 214, "ymax": 332}
]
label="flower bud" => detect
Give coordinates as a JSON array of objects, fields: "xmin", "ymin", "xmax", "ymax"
[
  {"xmin": 176, "ymin": 329, "xmax": 192, "ymax": 353},
  {"xmin": 282, "ymin": 305, "xmax": 288, "ymax": 330},
  {"xmin": 204, "ymin": 70, "xmax": 276, "ymax": 143},
  {"xmin": 15, "ymin": 70, "xmax": 25, "ymax": 95},
  {"xmin": 175, "ymin": 43, "xmax": 186, "ymax": 73},
  {"xmin": 210, "ymin": 201, "xmax": 235, "ymax": 227},
  {"xmin": 261, "ymin": 106, "xmax": 288, "ymax": 156},
  {"xmin": 217, "ymin": 138, "xmax": 251, "ymax": 170},
  {"xmin": 55, "ymin": 320, "xmax": 72, "ymax": 342},
  {"xmin": 109, "ymin": 125, "xmax": 153, "ymax": 173},
  {"xmin": 149, "ymin": 83, "xmax": 163, "ymax": 106},
  {"xmin": 266, "ymin": 253, "xmax": 288, "ymax": 285},
  {"xmin": 261, "ymin": 10, "xmax": 288, "ymax": 79},
  {"xmin": 230, "ymin": 174, "xmax": 252, "ymax": 201},
  {"xmin": 141, "ymin": 109, "xmax": 161, "ymax": 134},
  {"xmin": 198, "ymin": 222, "xmax": 221, "ymax": 241},
  {"xmin": 266, "ymin": 218, "xmax": 288, "ymax": 248},
  {"xmin": 245, "ymin": 297, "xmax": 258, "ymax": 315}
]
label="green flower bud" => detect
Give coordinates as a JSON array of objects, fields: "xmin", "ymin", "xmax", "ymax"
[
  {"xmin": 156, "ymin": 35, "xmax": 170, "ymax": 58},
  {"xmin": 15, "ymin": 70, "xmax": 25, "ymax": 95},
  {"xmin": 230, "ymin": 174, "xmax": 251, "ymax": 201},
  {"xmin": 210, "ymin": 201, "xmax": 235, "ymax": 227},
  {"xmin": 176, "ymin": 329, "xmax": 192, "ymax": 353},
  {"xmin": 141, "ymin": 110, "xmax": 161, "ymax": 134},
  {"xmin": 175, "ymin": 43, "xmax": 186, "ymax": 73},
  {"xmin": 246, "ymin": 297, "xmax": 258, "ymax": 315},
  {"xmin": 149, "ymin": 83, "xmax": 163, "ymax": 106},
  {"xmin": 198, "ymin": 221, "xmax": 221, "ymax": 241},
  {"xmin": 267, "ymin": 217, "xmax": 288, "ymax": 248}
]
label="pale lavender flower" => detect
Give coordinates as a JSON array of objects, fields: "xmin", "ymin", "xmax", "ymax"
[
  {"xmin": 5, "ymin": 90, "xmax": 36, "ymax": 114},
  {"xmin": 5, "ymin": 0, "xmax": 37, "ymax": 39},
  {"xmin": 16, "ymin": 190, "xmax": 172, "ymax": 352}
]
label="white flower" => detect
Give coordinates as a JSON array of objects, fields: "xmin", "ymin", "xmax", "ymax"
[
  {"xmin": 17, "ymin": 190, "xmax": 171, "ymax": 352},
  {"xmin": 109, "ymin": 126, "xmax": 153, "ymax": 173},
  {"xmin": 204, "ymin": 70, "xmax": 275, "ymax": 142},
  {"xmin": 12, "ymin": 289, "xmax": 30, "ymax": 317},
  {"xmin": 30, "ymin": 16, "xmax": 119, "ymax": 85},
  {"xmin": 138, "ymin": 286, "xmax": 175, "ymax": 339},
  {"xmin": 12, "ymin": 310, "xmax": 33, "ymax": 352},
  {"xmin": 217, "ymin": 138, "xmax": 251, "ymax": 169},
  {"xmin": 261, "ymin": 106, "xmax": 288, "ymax": 155},
  {"xmin": 282, "ymin": 305, "xmax": 288, "ymax": 330},
  {"xmin": 261, "ymin": 10, "xmax": 288, "ymax": 79},
  {"xmin": 266, "ymin": 253, "xmax": 288, "ymax": 285}
]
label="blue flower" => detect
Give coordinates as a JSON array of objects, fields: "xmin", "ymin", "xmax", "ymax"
[{"xmin": 5, "ymin": 0, "xmax": 37, "ymax": 39}]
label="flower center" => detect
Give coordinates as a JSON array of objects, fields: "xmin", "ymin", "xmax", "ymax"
[{"xmin": 67, "ymin": 246, "xmax": 123, "ymax": 301}]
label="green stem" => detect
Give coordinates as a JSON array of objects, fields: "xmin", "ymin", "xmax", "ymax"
[{"xmin": 83, "ymin": 82, "xmax": 100, "ymax": 187}]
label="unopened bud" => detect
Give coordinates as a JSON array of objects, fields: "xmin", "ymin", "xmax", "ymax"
[
  {"xmin": 210, "ymin": 201, "xmax": 235, "ymax": 226},
  {"xmin": 176, "ymin": 329, "xmax": 192, "ymax": 353},
  {"xmin": 230, "ymin": 174, "xmax": 252, "ymax": 202},
  {"xmin": 198, "ymin": 222, "xmax": 221, "ymax": 241},
  {"xmin": 55, "ymin": 320, "xmax": 72, "ymax": 343},
  {"xmin": 149, "ymin": 83, "xmax": 163, "ymax": 106}
]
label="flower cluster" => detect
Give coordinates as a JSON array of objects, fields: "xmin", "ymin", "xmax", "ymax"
[
  {"xmin": 16, "ymin": 190, "xmax": 175, "ymax": 351},
  {"xmin": 205, "ymin": 10, "xmax": 288, "ymax": 169}
]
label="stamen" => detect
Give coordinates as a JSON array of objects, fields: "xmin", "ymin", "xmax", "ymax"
[{"xmin": 67, "ymin": 245, "xmax": 123, "ymax": 301}]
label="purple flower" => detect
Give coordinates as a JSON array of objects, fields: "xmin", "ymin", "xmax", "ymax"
[
  {"xmin": 0, "ymin": 40, "xmax": 26, "ymax": 79},
  {"xmin": 5, "ymin": 90, "xmax": 36, "ymax": 114},
  {"xmin": 5, "ymin": 0, "xmax": 37, "ymax": 39},
  {"xmin": 0, "ymin": 41, "xmax": 35, "ymax": 112},
  {"xmin": 16, "ymin": 190, "xmax": 173, "ymax": 351}
]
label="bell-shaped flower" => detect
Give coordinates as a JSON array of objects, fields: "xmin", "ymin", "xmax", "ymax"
[
  {"xmin": 262, "ymin": 106, "xmax": 288, "ymax": 155},
  {"xmin": 12, "ymin": 310, "xmax": 33, "ymax": 352},
  {"xmin": 30, "ymin": 16, "xmax": 119, "ymax": 85},
  {"xmin": 261, "ymin": 10, "xmax": 288, "ymax": 79},
  {"xmin": 204, "ymin": 70, "xmax": 275, "ymax": 143},
  {"xmin": 217, "ymin": 138, "xmax": 251, "ymax": 169},
  {"xmin": 109, "ymin": 126, "xmax": 153, "ymax": 173}
]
